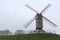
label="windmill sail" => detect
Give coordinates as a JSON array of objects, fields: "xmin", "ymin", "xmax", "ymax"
[
  {"xmin": 25, "ymin": 4, "xmax": 51, "ymax": 15},
  {"xmin": 25, "ymin": 4, "xmax": 38, "ymax": 13},
  {"xmin": 24, "ymin": 16, "xmax": 36, "ymax": 28},
  {"xmin": 40, "ymin": 4, "xmax": 51, "ymax": 14},
  {"xmin": 43, "ymin": 16, "xmax": 57, "ymax": 27}
]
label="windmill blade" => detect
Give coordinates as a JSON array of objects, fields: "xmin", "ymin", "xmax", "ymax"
[
  {"xmin": 43, "ymin": 16, "xmax": 57, "ymax": 27},
  {"xmin": 25, "ymin": 4, "xmax": 38, "ymax": 13},
  {"xmin": 40, "ymin": 4, "xmax": 51, "ymax": 14},
  {"xmin": 24, "ymin": 16, "xmax": 36, "ymax": 28}
]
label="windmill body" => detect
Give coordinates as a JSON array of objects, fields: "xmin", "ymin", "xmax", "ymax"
[{"xmin": 36, "ymin": 13, "xmax": 43, "ymax": 32}]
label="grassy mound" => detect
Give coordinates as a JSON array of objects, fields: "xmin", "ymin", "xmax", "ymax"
[{"xmin": 0, "ymin": 33, "xmax": 60, "ymax": 40}]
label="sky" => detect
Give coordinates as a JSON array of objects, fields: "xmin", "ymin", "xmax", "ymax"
[{"xmin": 0, "ymin": 0, "xmax": 60, "ymax": 34}]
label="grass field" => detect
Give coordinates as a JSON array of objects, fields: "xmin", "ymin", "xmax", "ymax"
[{"xmin": 0, "ymin": 33, "xmax": 60, "ymax": 40}]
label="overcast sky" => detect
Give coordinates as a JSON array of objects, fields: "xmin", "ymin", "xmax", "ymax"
[{"xmin": 0, "ymin": 0, "xmax": 60, "ymax": 34}]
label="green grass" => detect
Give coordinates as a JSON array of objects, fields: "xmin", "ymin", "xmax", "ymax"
[{"xmin": 0, "ymin": 33, "xmax": 60, "ymax": 40}]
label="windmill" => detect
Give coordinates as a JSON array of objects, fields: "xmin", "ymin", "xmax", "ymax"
[{"xmin": 24, "ymin": 4, "xmax": 57, "ymax": 33}]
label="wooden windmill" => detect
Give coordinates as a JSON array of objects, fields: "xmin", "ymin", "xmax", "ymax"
[{"xmin": 24, "ymin": 4, "xmax": 57, "ymax": 33}]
